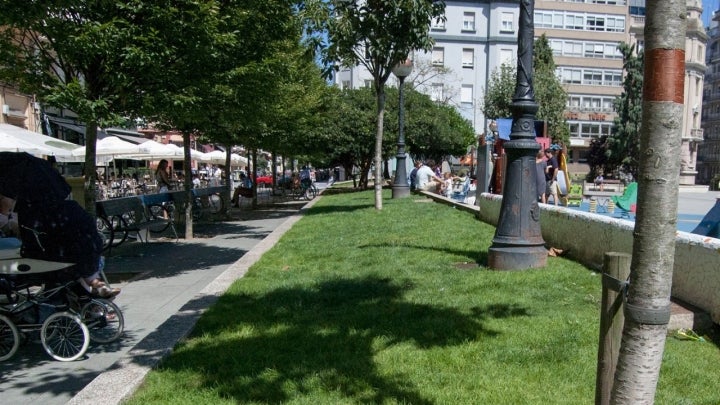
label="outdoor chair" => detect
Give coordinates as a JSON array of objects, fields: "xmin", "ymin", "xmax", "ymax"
[{"xmin": 451, "ymin": 177, "xmax": 470, "ymax": 203}]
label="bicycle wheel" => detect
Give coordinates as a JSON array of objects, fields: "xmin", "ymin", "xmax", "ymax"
[
  {"xmin": 80, "ymin": 298, "xmax": 124, "ymax": 343},
  {"xmin": 109, "ymin": 215, "xmax": 128, "ymax": 246},
  {"xmin": 96, "ymin": 216, "xmax": 113, "ymax": 251},
  {"xmin": 0, "ymin": 314, "xmax": 20, "ymax": 362},
  {"xmin": 303, "ymin": 185, "xmax": 316, "ymax": 200},
  {"xmin": 192, "ymin": 198, "xmax": 201, "ymax": 221},
  {"xmin": 207, "ymin": 193, "xmax": 223, "ymax": 214},
  {"xmin": 148, "ymin": 204, "xmax": 171, "ymax": 233},
  {"xmin": 41, "ymin": 311, "xmax": 90, "ymax": 362}
]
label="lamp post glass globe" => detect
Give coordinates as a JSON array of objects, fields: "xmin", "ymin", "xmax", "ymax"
[
  {"xmin": 392, "ymin": 59, "xmax": 413, "ymax": 78},
  {"xmin": 392, "ymin": 58, "xmax": 413, "ymax": 198}
]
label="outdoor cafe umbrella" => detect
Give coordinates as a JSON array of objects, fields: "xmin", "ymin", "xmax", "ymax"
[
  {"xmin": 133, "ymin": 140, "xmax": 179, "ymax": 160},
  {"xmin": 0, "ymin": 123, "xmax": 80, "ymax": 162},
  {"xmin": 165, "ymin": 143, "xmax": 206, "ymax": 160},
  {"xmin": 72, "ymin": 136, "xmax": 140, "ymax": 177},
  {"xmin": 200, "ymin": 150, "xmax": 247, "ymax": 166},
  {"xmin": 71, "ymin": 136, "xmax": 139, "ymax": 158},
  {"xmin": 117, "ymin": 141, "xmax": 206, "ymax": 161},
  {"xmin": 0, "ymin": 132, "xmax": 57, "ymax": 156},
  {"xmin": 0, "ymin": 152, "xmax": 71, "ymax": 206}
]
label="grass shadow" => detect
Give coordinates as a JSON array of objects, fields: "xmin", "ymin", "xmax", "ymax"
[{"xmin": 152, "ymin": 275, "xmax": 530, "ymax": 404}]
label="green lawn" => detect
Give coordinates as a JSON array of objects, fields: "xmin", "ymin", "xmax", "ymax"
[{"xmin": 127, "ymin": 190, "xmax": 720, "ymax": 405}]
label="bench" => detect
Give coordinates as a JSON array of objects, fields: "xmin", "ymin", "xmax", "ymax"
[
  {"xmin": 96, "ymin": 195, "xmax": 178, "ymax": 253},
  {"xmin": 586, "ymin": 179, "xmax": 623, "ymax": 193}
]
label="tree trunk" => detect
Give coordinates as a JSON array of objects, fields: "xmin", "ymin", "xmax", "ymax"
[
  {"xmin": 374, "ymin": 84, "xmax": 386, "ymax": 209},
  {"xmin": 611, "ymin": 1, "xmax": 685, "ymax": 403},
  {"xmin": 183, "ymin": 133, "xmax": 194, "ymax": 240},
  {"xmin": 252, "ymin": 149, "xmax": 258, "ymax": 209},
  {"xmin": 83, "ymin": 122, "xmax": 99, "ymax": 217}
]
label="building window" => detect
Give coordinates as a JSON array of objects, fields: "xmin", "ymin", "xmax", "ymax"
[
  {"xmin": 462, "ymin": 12, "xmax": 475, "ymax": 32},
  {"xmin": 341, "ymin": 80, "xmax": 350, "ymax": 89},
  {"xmin": 535, "ymin": 10, "xmax": 625, "ymax": 33},
  {"xmin": 461, "ymin": 85, "xmax": 473, "ymax": 104},
  {"xmin": 603, "ymin": 71, "xmax": 622, "ymax": 86},
  {"xmin": 568, "ymin": 96, "xmax": 581, "ymax": 108},
  {"xmin": 431, "ymin": 16, "xmax": 446, "ymax": 30},
  {"xmin": 500, "ymin": 12, "xmax": 514, "ymax": 33},
  {"xmin": 550, "ymin": 39, "xmax": 622, "ymax": 59},
  {"xmin": 364, "ymin": 80, "xmax": 373, "ymax": 88},
  {"xmin": 559, "ymin": 67, "xmax": 622, "ymax": 86},
  {"xmin": 430, "ymin": 83, "xmax": 444, "ymax": 101},
  {"xmin": 432, "ymin": 47, "xmax": 444, "ymax": 66},
  {"xmin": 583, "ymin": 70, "xmax": 603, "ymax": 85},
  {"xmin": 560, "ymin": 68, "xmax": 582, "ymax": 84},
  {"xmin": 500, "ymin": 49, "xmax": 514, "ymax": 65},
  {"xmin": 462, "ymin": 48, "xmax": 474, "ymax": 68}
]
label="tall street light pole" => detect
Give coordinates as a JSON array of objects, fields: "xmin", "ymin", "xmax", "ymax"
[
  {"xmin": 487, "ymin": 0, "xmax": 547, "ymax": 270},
  {"xmin": 392, "ymin": 58, "xmax": 413, "ymax": 199}
]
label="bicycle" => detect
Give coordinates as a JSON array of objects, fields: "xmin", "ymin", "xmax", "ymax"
[
  {"xmin": 295, "ymin": 180, "xmax": 318, "ymax": 200},
  {"xmin": 147, "ymin": 202, "xmax": 174, "ymax": 234},
  {"xmin": 96, "ymin": 213, "xmax": 131, "ymax": 250},
  {"xmin": 192, "ymin": 190, "xmax": 223, "ymax": 221}
]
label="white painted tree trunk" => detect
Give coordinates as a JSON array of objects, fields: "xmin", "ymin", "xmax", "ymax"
[
  {"xmin": 611, "ymin": 1, "xmax": 685, "ymax": 403},
  {"xmin": 374, "ymin": 84, "xmax": 386, "ymax": 210}
]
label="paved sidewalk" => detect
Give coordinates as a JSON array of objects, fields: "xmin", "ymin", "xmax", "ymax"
[{"xmin": 0, "ymin": 198, "xmax": 311, "ymax": 405}]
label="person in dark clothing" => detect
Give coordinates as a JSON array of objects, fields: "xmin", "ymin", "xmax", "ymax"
[
  {"xmin": 16, "ymin": 199, "xmax": 120, "ymax": 298},
  {"xmin": 409, "ymin": 160, "xmax": 422, "ymax": 191},
  {"xmin": 544, "ymin": 148, "xmax": 559, "ymax": 205}
]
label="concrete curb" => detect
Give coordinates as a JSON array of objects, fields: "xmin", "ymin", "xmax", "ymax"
[{"xmin": 68, "ymin": 197, "xmax": 321, "ymax": 405}]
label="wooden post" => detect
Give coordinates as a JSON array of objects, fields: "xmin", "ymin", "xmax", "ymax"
[{"xmin": 595, "ymin": 252, "xmax": 631, "ymax": 405}]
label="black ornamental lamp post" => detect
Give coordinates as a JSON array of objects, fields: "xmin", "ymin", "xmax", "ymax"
[
  {"xmin": 487, "ymin": 0, "xmax": 547, "ymax": 270},
  {"xmin": 391, "ymin": 58, "xmax": 413, "ymax": 198}
]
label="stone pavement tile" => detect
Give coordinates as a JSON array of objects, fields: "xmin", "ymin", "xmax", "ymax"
[{"xmin": 0, "ymin": 199, "xmax": 312, "ymax": 405}]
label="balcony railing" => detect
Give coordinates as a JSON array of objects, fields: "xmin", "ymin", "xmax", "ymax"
[{"xmin": 690, "ymin": 128, "xmax": 704, "ymax": 141}]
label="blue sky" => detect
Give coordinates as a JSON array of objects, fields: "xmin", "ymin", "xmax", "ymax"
[{"xmin": 704, "ymin": 0, "xmax": 718, "ymax": 26}]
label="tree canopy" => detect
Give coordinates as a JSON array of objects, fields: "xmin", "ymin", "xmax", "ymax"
[
  {"xmin": 607, "ymin": 42, "xmax": 643, "ymax": 181},
  {"xmin": 312, "ymin": 85, "xmax": 474, "ymax": 188},
  {"xmin": 482, "ymin": 34, "xmax": 569, "ymax": 145},
  {"xmin": 307, "ymin": 0, "xmax": 446, "ymax": 209}
]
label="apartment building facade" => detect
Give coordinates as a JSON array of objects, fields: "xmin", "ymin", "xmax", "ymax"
[
  {"xmin": 334, "ymin": 0, "xmax": 706, "ymax": 183},
  {"xmin": 628, "ymin": 0, "xmax": 707, "ymax": 185},
  {"xmin": 699, "ymin": 8, "xmax": 720, "ymax": 187},
  {"xmin": 1, "ymin": 84, "xmax": 41, "ymax": 131}
]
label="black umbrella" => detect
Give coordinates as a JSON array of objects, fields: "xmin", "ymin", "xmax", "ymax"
[{"xmin": 0, "ymin": 151, "xmax": 71, "ymax": 206}]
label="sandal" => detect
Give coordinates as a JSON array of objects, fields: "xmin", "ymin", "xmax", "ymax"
[{"xmin": 90, "ymin": 281, "xmax": 121, "ymax": 298}]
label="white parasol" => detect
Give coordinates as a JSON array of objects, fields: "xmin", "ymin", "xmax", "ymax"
[
  {"xmin": 200, "ymin": 150, "xmax": 247, "ymax": 166},
  {"xmin": 72, "ymin": 136, "xmax": 139, "ymax": 158},
  {"xmin": 0, "ymin": 123, "xmax": 81, "ymax": 161}
]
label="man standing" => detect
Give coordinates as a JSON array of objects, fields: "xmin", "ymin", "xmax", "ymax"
[{"xmin": 544, "ymin": 148, "xmax": 559, "ymax": 205}]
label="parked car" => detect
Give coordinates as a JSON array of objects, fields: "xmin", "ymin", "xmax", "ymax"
[{"xmin": 254, "ymin": 174, "xmax": 273, "ymax": 188}]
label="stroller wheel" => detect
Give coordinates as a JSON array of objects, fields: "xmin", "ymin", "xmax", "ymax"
[
  {"xmin": 41, "ymin": 311, "xmax": 89, "ymax": 362},
  {"xmin": 0, "ymin": 314, "xmax": 20, "ymax": 362},
  {"xmin": 81, "ymin": 298, "xmax": 124, "ymax": 343}
]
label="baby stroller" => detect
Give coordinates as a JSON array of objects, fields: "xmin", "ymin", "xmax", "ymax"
[{"xmin": 0, "ymin": 152, "xmax": 123, "ymax": 361}]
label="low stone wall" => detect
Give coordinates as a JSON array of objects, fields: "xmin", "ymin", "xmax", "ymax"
[
  {"xmin": 418, "ymin": 190, "xmax": 720, "ymax": 324},
  {"xmin": 473, "ymin": 192, "xmax": 720, "ymax": 325}
]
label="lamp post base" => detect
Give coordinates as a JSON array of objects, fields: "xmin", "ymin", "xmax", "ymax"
[
  {"xmin": 392, "ymin": 184, "xmax": 410, "ymax": 198},
  {"xmin": 488, "ymin": 243, "xmax": 547, "ymax": 270}
]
